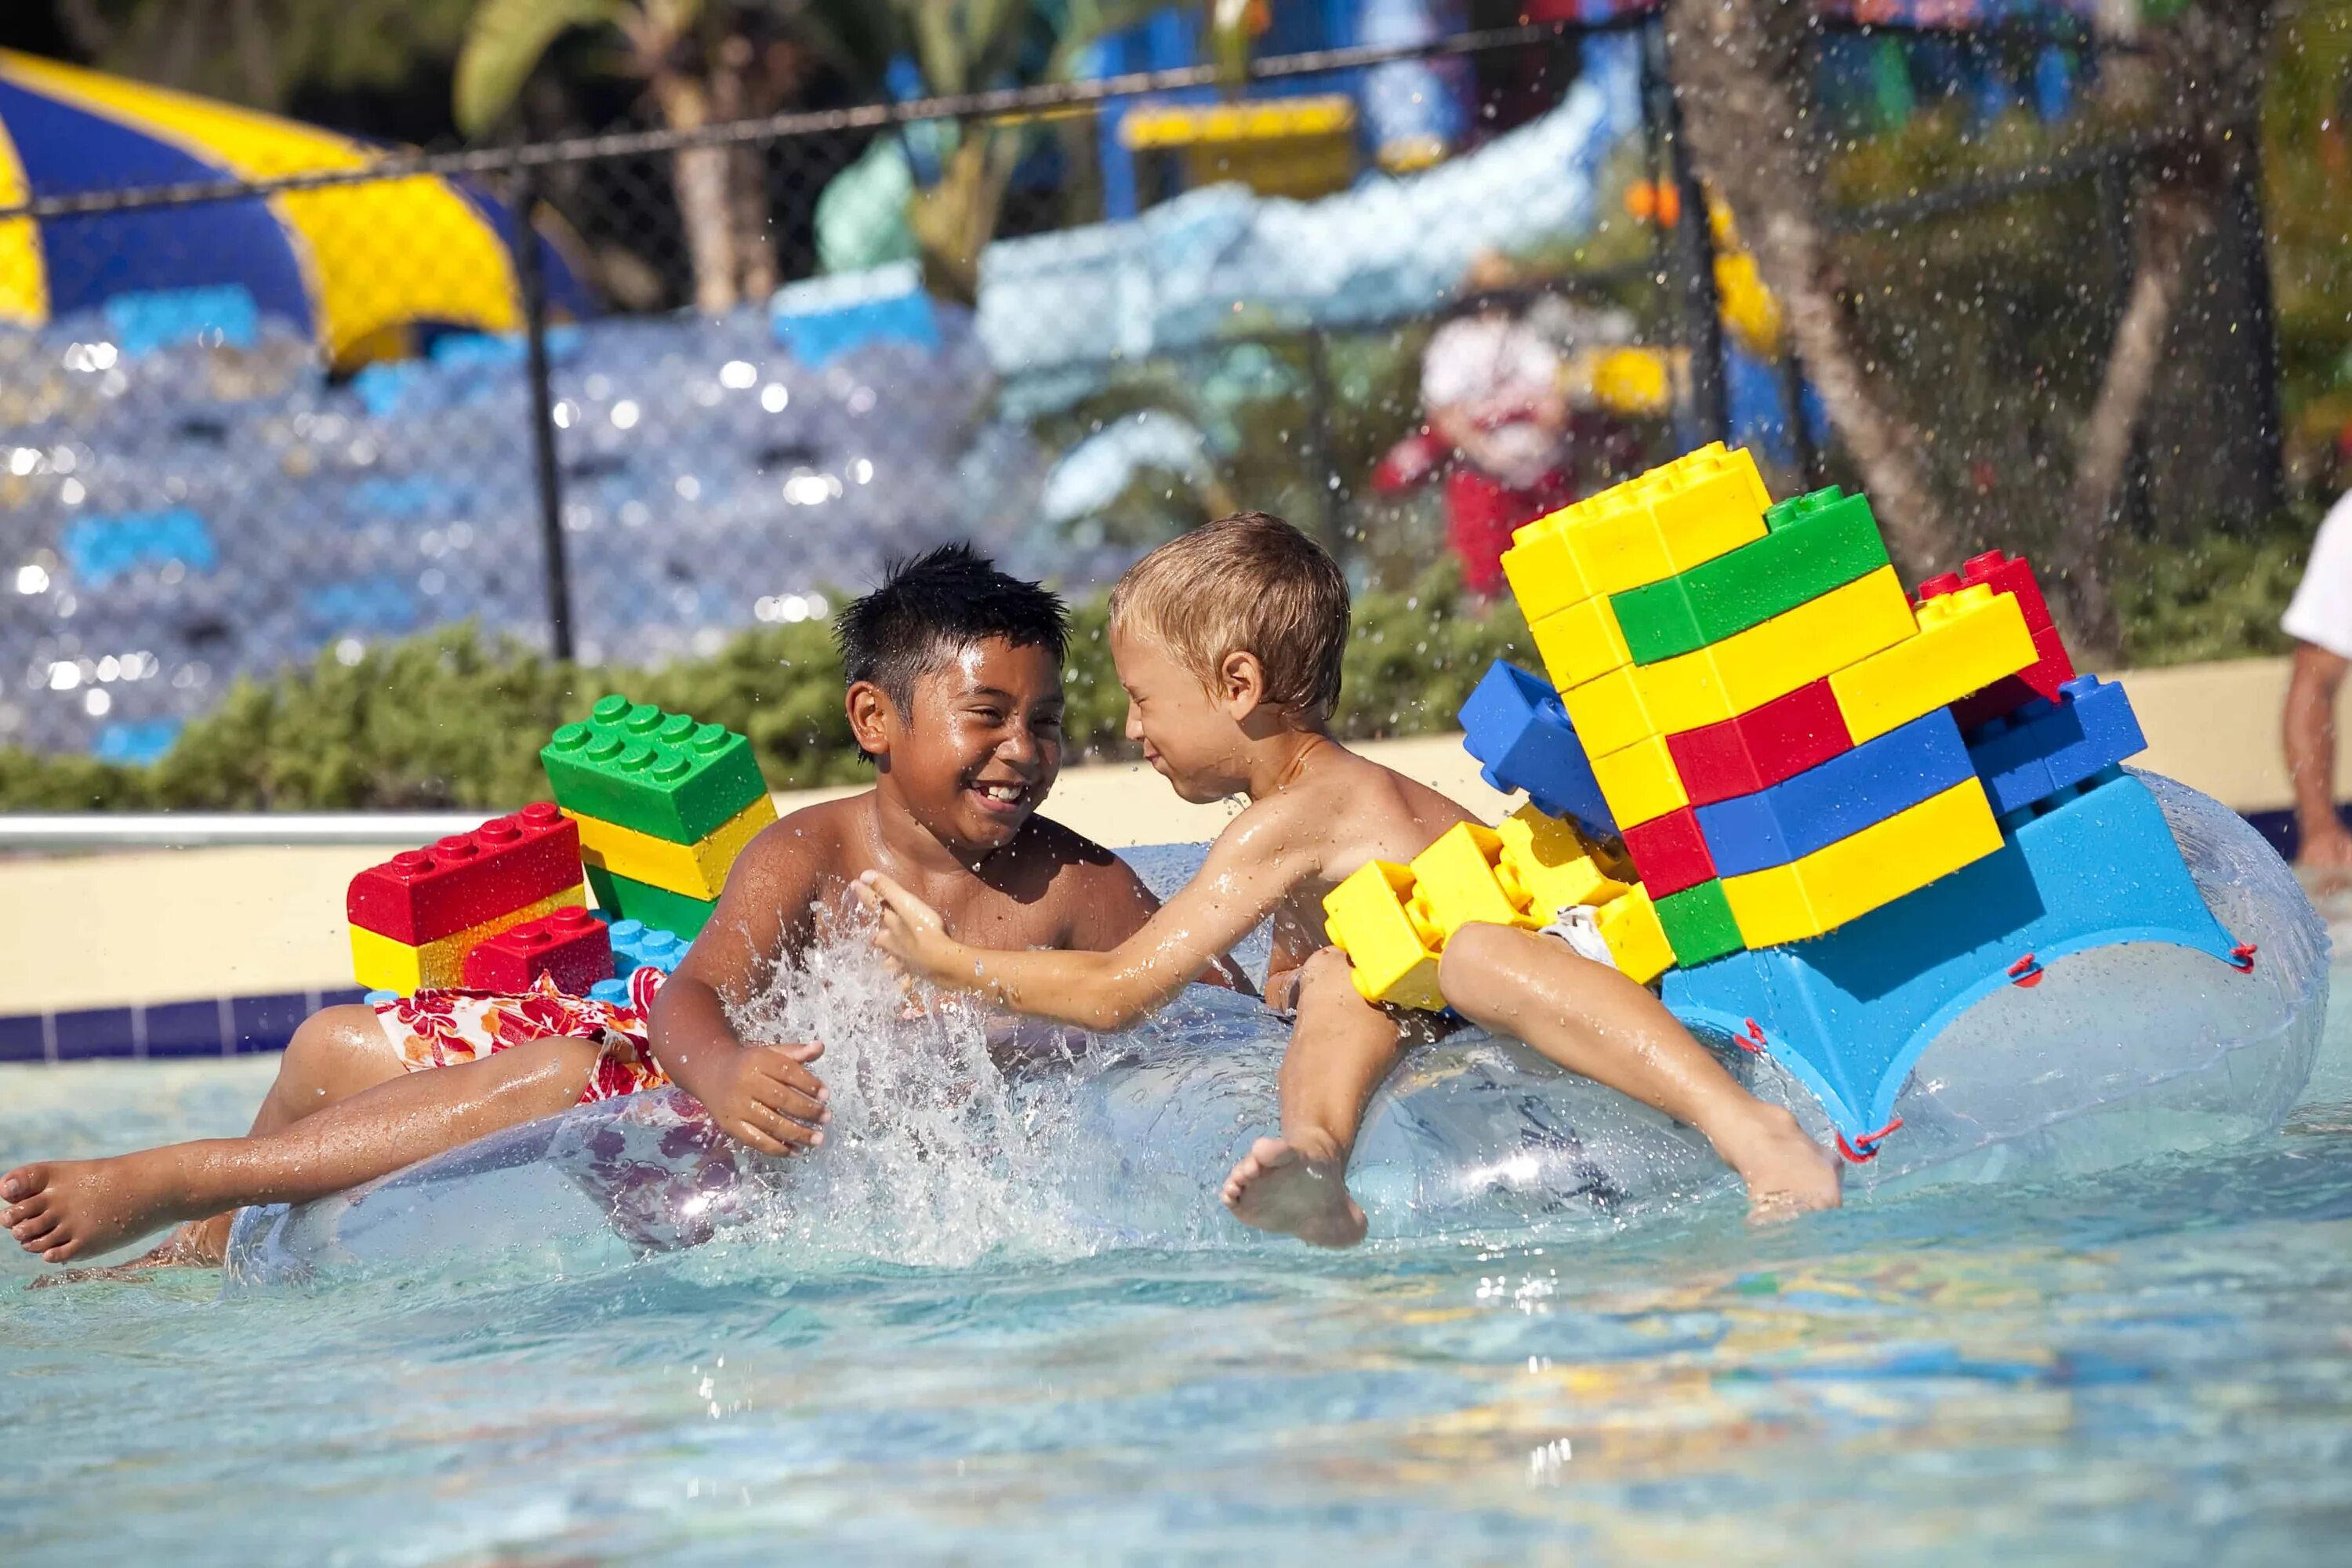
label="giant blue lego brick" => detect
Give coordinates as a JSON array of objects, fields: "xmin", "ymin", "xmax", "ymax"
[
  {"xmin": 1458, "ymin": 660, "xmax": 1616, "ymax": 837},
  {"xmin": 604, "ymin": 916, "xmax": 691, "ymax": 976},
  {"xmin": 1662, "ymin": 770, "xmax": 2240, "ymax": 1144},
  {"xmin": 1693, "ymin": 709, "xmax": 1974, "ymax": 877},
  {"xmin": 1965, "ymin": 675, "xmax": 2148, "ymax": 819}
]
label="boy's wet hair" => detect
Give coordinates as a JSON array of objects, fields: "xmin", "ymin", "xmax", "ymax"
[
  {"xmin": 833, "ymin": 543, "xmax": 1069, "ymax": 718},
  {"xmin": 1109, "ymin": 512, "xmax": 1348, "ymax": 721}
]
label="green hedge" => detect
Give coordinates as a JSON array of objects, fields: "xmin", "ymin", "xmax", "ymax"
[
  {"xmin": 0, "ymin": 519, "xmax": 2307, "ymax": 814},
  {"xmin": 1, "ymin": 567, "xmax": 1532, "ymax": 811}
]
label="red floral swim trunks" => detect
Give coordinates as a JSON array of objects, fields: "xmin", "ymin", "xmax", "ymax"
[{"xmin": 373, "ymin": 967, "xmax": 672, "ymax": 1104}]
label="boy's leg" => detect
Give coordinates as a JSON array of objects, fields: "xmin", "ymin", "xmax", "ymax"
[
  {"xmin": 1436, "ymin": 923, "xmax": 1838, "ymax": 1218},
  {"xmin": 3, "ymin": 1031, "xmax": 608, "ymax": 1272},
  {"xmin": 1223, "ymin": 946, "xmax": 1406, "ymax": 1247},
  {"xmin": 34, "ymin": 1004, "xmax": 415, "ymax": 1279}
]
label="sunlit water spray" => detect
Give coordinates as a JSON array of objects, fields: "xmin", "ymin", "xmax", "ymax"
[{"xmin": 715, "ymin": 903, "xmax": 1100, "ymax": 1269}]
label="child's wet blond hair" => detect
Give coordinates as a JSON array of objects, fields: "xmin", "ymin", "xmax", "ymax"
[{"xmin": 1109, "ymin": 512, "xmax": 1349, "ymax": 722}]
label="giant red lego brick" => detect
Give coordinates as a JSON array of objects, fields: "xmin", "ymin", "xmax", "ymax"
[
  {"xmin": 1951, "ymin": 622, "xmax": 2078, "ymax": 730},
  {"xmin": 1664, "ymin": 679, "xmax": 1854, "ymax": 808},
  {"xmin": 462, "ymin": 905, "xmax": 615, "ymax": 994},
  {"xmin": 346, "ymin": 802, "xmax": 583, "ymax": 946},
  {"xmin": 1619, "ymin": 806, "xmax": 1719, "ymax": 900},
  {"xmin": 1918, "ymin": 550, "xmax": 2078, "ymax": 730}
]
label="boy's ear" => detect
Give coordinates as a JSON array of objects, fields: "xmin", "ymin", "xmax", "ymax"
[
  {"xmin": 1218, "ymin": 649, "xmax": 1269, "ymax": 718},
  {"xmin": 846, "ymin": 681, "xmax": 898, "ymax": 758}
]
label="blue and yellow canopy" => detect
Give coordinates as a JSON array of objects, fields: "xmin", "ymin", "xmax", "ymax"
[{"xmin": 0, "ymin": 49, "xmax": 579, "ymax": 368}]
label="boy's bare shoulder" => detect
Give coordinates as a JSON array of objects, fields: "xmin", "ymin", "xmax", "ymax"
[
  {"xmin": 1004, "ymin": 813, "xmax": 1162, "ymax": 945},
  {"xmin": 728, "ymin": 793, "xmax": 865, "ymax": 884}
]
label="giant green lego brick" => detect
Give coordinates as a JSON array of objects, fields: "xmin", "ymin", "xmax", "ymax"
[
  {"xmin": 1609, "ymin": 487, "xmax": 1890, "ymax": 666},
  {"xmin": 586, "ymin": 863, "xmax": 717, "ymax": 939},
  {"xmin": 541, "ymin": 695, "xmax": 768, "ymax": 845},
  {"xmin": 1653, "ymin": 880, "xmax": 1745, "ymax": 966}
]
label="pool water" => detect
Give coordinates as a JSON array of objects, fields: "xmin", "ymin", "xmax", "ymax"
[{"xmin": 6, "ymin": 927, "xmax": 2352, "ymax": 1563}]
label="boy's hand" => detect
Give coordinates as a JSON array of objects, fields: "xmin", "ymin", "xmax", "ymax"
[
  {"xmin": 856, "ymin": 871, "xmax": 969, "ymax": 986},
  {"xmin": 694, "ymin": 1043, "xmax": 829, "ymax": 1157}
]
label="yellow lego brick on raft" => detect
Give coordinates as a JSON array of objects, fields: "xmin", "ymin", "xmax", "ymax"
[
  {"xmin": 1407, "ymin": 822, "xmax": 1546, "ymax": 938},
  {"xmin": 1530, "ymin": 592, "xmax": 1633, "ymax": 692},
  {"xmin": 1720, "ymin": 779, "xmax": 2002, "ymax": 947},
  {"xmin": 567, "ymin": 791, "xmax": 777, "ymax": 902},
  {"xmin": 1587, "ymin": 733, "xmax": 1687, "ymax": 830},
  {"xmin": 350, "ymin": 884, "xmax": 587, "ymax": 994},
  {"xmin": 1494, "ymin": 803, "xmax": 1633, "ymax": 915},
  {"xmin": 1595, "ymin": 885, "xmax": 1675, "ymax": 986},
  {"xmin": 1322, "ymin": 860, "xmax": 1446, "ymax": 1010},
  {"xmin": 1632, "ymin": 565, "xmax": 1918, "ymax": 737},
  {"xmin": 1828, "ymin": 583, "xmax": 2037, "ymax": 743},
  {"xmin": 1497, "ymin": 441, "xmax": 1772, "ymax": 618}
]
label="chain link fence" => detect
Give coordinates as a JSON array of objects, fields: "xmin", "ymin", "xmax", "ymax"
[{"xmin": 0, "ymin": 11, "xmax": 2283, "ymax": 762}]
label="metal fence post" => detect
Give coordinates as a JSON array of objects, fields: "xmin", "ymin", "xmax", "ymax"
[
  {"xmin": 514, "ymin": 165, "xmax": 576, "ymax": 662},
  {"xmin": 1642, "ymin": 18, "xmax": 1728, "ymax": 447}
]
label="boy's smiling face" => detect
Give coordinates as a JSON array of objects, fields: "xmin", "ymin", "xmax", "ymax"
[
  {"xmin": 851, "ymin": 636, "xmax": 1065, "ymax": 857},
  {"xmin": 1111, "ymin": 623, "xmax": 1251, "ymax": 804}
]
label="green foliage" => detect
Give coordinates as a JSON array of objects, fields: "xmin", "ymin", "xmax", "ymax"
[
  {"xmin": 2111, "ymin": 517, "xmax": 2312, "ymax": 669},
  {"xmin": 0, "ymin": 572, "xmax": 1533, "ymax": 811},
  {"xmin": 1, "ymin": 530, "xmax": 2310, "ymax": 811}
]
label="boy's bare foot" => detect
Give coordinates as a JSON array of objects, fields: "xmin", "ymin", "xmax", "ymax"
[
  {"xmin": 3, "ymin": 1154, "xmax": 203, "ymax": 1270},
  {"xmin": 1713, "ymin": 1106, "xmax": 1842, "ymax": 1223},
  {"xmin": 24, "ymin": 1213, "xmax": 235, "ymax": 1290},
  {"xmin": 1221, "ymin": 1134, "xmax": 1367, "ymax": 1247}
]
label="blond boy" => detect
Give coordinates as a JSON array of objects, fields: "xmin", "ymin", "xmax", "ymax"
[{"xmin": 863, "ymin": 515, "xmax": 1838, "ymax": 1244}]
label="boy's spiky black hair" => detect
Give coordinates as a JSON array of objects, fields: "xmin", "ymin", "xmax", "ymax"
[{"xmin": 833, "ymin": 543, "xmax": 1069, "ymax": 716}]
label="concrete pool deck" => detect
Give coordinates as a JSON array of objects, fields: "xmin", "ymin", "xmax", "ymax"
[{"xmin": 0, "ymin": 657, "xmax": 2333, "ymax": 1015}]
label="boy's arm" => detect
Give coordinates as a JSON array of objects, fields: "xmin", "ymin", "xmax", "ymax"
[
  {"xmin": 862, "ymin": 800, "xmax": 1314, "ymax": 1029},
  {"xmin": 647, "ymin": 818, "xmax": 831, "ymax": 1156}
]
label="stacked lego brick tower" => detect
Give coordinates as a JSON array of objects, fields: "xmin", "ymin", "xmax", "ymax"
[
  {"xmin": 1328, "ymin": 442, "xmax": 2157, "ymax": 1006},
  {"xmin": 541, "ymin": 695, "xmax": 778, "ymax": 940},
  {"xmin": 1468, "ymin": 440, "xmax": 2149, "ymax": 974},
  {"xmin": 346, "ymin": 803, "xmax": 604, "ymax": 994}
]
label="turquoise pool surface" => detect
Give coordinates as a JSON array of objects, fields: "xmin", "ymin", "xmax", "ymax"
[{"xmin": 6, "ymin": 924, "xmax": 2352, "ymax": 1563}]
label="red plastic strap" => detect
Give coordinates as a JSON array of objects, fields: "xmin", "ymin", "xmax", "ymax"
[
  {"xmin": 2230, "ymin": 942, "xmax": 2258, "ymax": 974},
  {"xmin": 2007, "ymin": 952, "xmax": 2043, "ymax": 988},
  {"xmin": 1738, "ymin": 1018, "xmax": 1767, "ymax": 1054},
  {"xmin": 1835, "ymin": 1116, "xmax": 1905, "ymax": 1163}
]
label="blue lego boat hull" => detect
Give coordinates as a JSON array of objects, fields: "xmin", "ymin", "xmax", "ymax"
[{"xmin": 1666, "ymin": 767, "xmax": 2325, "ymax": 1162}]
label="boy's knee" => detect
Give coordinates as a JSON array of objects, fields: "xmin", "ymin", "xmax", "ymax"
[
  {"xmin": 1436, "ymin": 920, "xmax": 1517, "ymax": 989},
  {"xmin": 286, "ymin": 1004, "xmax": 390, "ymax": 1066}
]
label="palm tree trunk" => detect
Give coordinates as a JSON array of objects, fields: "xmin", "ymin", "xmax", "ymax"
[
  {"xmin": 1660, "ymin": 0, "xmax": 1961, "ymax": 580},
  {"xmin": 710, "ymin": 35, "xmax": 777, "ymax": 303},
  {"xmin": 2055, "ymin": 185, "xmax": 2208, "ymax": 664},
  {"xmin": 648, "ymin": 69, "xmax": 738, "ymax": 315}
]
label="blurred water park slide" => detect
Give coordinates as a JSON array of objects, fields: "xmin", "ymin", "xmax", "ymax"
[{"xmin": 0, "ymin": 3, "xmax": 2281, "ymax": 773}]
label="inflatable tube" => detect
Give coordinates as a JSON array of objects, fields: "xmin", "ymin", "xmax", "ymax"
[{"xmin": 226, "ymin": 774, "xmax": 2325, "ymax": 1289}]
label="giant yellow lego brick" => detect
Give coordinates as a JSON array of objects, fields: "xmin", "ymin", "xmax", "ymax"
[
  {"xmin": 1828, "ymin": 583, "xmax": 2037, "ymax": 743},
  {"xmin": 350, "ymin": 884, "xmax": 587, "ymax": 994},
  {"xmin": 568, "ymin": 791, "xmax": 777, "ymax": 901},
  {"xmin": 1595, "ymin": 884, "xmax": 1675, "ymax": 985},
  {"xmin": 1494, "ymin": 804, "xmax": 1633, "ymax": 917},
  {"xmin": 1497, "ymin": 510, "xmax": 1595, "ymax": 623},
  {"xmin": 1632, "ymin": 566, "xmax": 1918, "ymax": 736},
  {"xmin": 1558, "ymin": 662, "xmax": 1662, "ymax": 757},
  {"xmin": 1530, "ymin": 593, "xmax": 1633, "ymax": 691},
  {"xmin": 1588, "ymin": 733, "xmax": 1688, "ymax": 829},
  {"xmin": 1323, "ymin": 860, "xmax": 1446, "ymax": 1010},
  {"xmin": 1562, "ymin": 444, "xmax": 1773, "ymax": 597},
  {"xmin": 1406, "ymin": 821, "xmax": 1544, "ymax": 936},
  {"xmin": 1720, "ymin": 779, "xmax": 2002, "ymax": 947}
]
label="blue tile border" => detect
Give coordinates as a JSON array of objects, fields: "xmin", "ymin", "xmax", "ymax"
[{"xmin": 0, "ymin": 986, "xmax": 367, "ymax": 1065}]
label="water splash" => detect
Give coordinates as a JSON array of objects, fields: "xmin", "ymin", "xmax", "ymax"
[{"xmin": 717, "ymin": 903, "xmax": 1098, "ymax": 1269}]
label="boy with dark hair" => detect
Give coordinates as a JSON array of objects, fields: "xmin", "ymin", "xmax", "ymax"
[
  {"xmin": 863, "ymin": 515, "xmax": 1839, "ymax": 1246},
  {"xmin": 5, "ymin": 546, "xmax": 1177, "ymax": 1278}
]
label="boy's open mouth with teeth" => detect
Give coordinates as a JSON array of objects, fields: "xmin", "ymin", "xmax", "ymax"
[{"xmin": 966, "ymin": 776, "xmax": 1033, "ymax": 818}]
